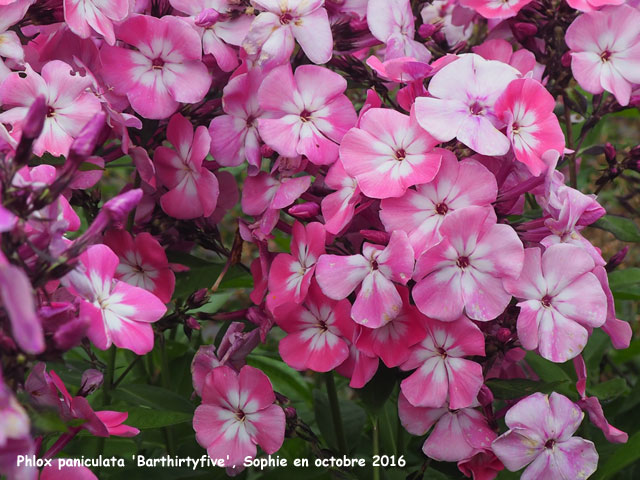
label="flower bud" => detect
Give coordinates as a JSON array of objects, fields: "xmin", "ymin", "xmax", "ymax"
[
  {"xmin": 418, "ymin": 23, "xmax": 437, "ymax": 39},
  {"xmin": 260, "ymin": 144, "xmax": 274, "ymax": 158},
  {"xmin": 359, "ymin": 229, "xmax": 390, "ymax": 245},
  {"xmin": 78, "ymin": 369, "xmax": 103, "ymax": 396},
  {"xmin": 195, "ymin": 8, "xmax": 221, "ymax": 27},
  {"xmin": 512, "ymin": 22, "xmax": 537, "ymax": 40},
  {"xmin": 68, "ymin": 111, "xmax": 106, "ymax": 162},
  {"xmin": 288, "ymin": 202, "xmax": 320, "ymax": 219},
  {"xmin": 496, "ymin": 328, "xmax": 512, "ymax": 343},
  {"xmin": 605, "ymin": 246, "xmax": 628, "ymax": 273},
  {"xmin": 477, "ymin": 385, "xmax": 494, "ymax": 407},
  {"xmin": 561, "ymin": 51, "xmax": 572, "ymax": 68},
  {"xmin": 103, "ymin": 188, "xmax": 143, "ymax": 223},
  {"xmin": 188, "ymin": 288, "xmax": 210, "ymax": 309},
  {"xmin": 604, "ymin": 142, "xmax": 616, "ymax": 165},
  {"xmin": 185, "ymin": 316, "xmax": 201, "ymax": 330},
  {"xmin": 22, "ymin": 96, "xmax": 47, "ymax": 140}
]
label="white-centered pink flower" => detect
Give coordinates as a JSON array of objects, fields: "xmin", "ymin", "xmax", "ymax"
[
  {"xmin": 459, "ymin": 0, "xmax": 534, "ymax": 19},
  {"xmin": 339, "ymin": 107, "xmax": 442, "ymax": 199},
  {"xmin": 320, "ymin": 159, "xmax": 361, "ymax": 235},
  {"xmin": 193, "ymin": 365, "xmax": 285, "ymax": 467},
  {"xmin": 66, "ymin": 244, "xmax": 167, "ymax": 355},
  {"xmin": 257, "ymin": 64, "xmax": 357, "ymax": 165},
  {"xmin": 492, "ymin": 392, "xmax": 598, "ymax": 480},
  {"xmin": 154, "ymin": 113, "xmax": 219, "ymax": 219},
  {"xmin": 100, "ymin": 15, "xmax": 211, "ymax": 119},
  {"xmin": 400, "ymin": 316, "xmax": 485, "ymax": 409},
  {"xmin": 315, "ymin": 231, "xmax": 414, "ymax": 328},
  {"xmin": 64, "ymin": 0, "xmax": 130, "ymax": 45},
  {"xmin": 415, "ymin": 54, "xmax": 520, "ymax": 156},
  {"xmin": 565, "ymin": 5, "xmax": 640, "ymax": 107},
  {"xmin": 0, "ymin": 0, "xmax": 32, "ymax": 64},
  {"xmin": 494, "ymin": 78, "xmax": 565, "ymax": 176},
  {"xmin": 566, "ymin": 0, "xmax": 624, "ymax": 12},
  {"xmin": 413, "ymin": 206, "xmax": 524, "ymax": 322},
  {"xmin": 503, "ymin": 244, "xmax": 607, "ymax": 363},
  {"xmin": 380, "ymin": 150, "xmax": 497, "ymax": 258}
]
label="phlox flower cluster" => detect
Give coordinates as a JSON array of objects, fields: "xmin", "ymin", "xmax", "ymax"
[{"xmin": 0, "ymin": 0, "xmax": 638, "ymax": 479}]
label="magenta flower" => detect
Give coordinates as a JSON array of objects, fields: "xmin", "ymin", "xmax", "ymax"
[
  {"xmin": 320, "ymin": 159, "xmax": 361, "ymax": 234},
  {"xmin": 398, "ymin": 393, "xmax": 497, "ymax": 462},
  {"xmin": 154, "ymin": 113, "xmax": 219, "ymax": 219},
  {"xmin": 566, "ymin": 0, "xmax": 624, "ymax": 12},
  {"xmin": 66, "ymin": 244, "xmax": 167, "ymax": 355},
  {"xmin": 0, "ymin": 61, "xmax": 101, "ymax": 157},
  {"xmin": 272, "ymin": 280, "xmax": 354, "ymax": 372},
  {"xmin": 355, "ymin": 286, "xmax": 427, "ymax": 368},
  {"xmin": 339, "ymin": 107, "xmax": 442, "ymax": 199},
  {"xmin": 100, "ymin": 15, "xmax": 211, "ymax": 119},
  {"xmin": 103, "ymin": 229, "xmax": 176, "ymax": 304},
  {"xmin": 316, "ymin": 231, "xmax": 414, "ymax": 328},
  {"xmin": 400, "ymin": 316, "xmax": 485, "ymax": 409},
  {"xmin": 193, "ymin": 365, "xmax": 285, "ymax": 467},
  {"xmin": 415, "ymin": 54, "xmax": 520, "ymax": 156},
  {"xmin": 267, "ymin": 221, "xmax": 326, "ymax": 311},
  {"xmin": 492, "ymin": 392, "xmax": 598, "ymax": 480},
  {"xmin": 209, "ymin": 68, "xmax": 264, "ymax": 173},
  {"xmin": 258, "ymin": 64, "xmax": 357, "ymax": 165},
  {"xmin": 64, "ymin": 0, "xmax": 129, "ymax": 45},
  {"xmin": 380, "ymin": 150, "xmax": 497, "ymax": 258},
  {"xmin": 459, "ymin": 0, "xmax": 534, "ymax": 19},
  {"xmin": 367, "ymin": 0, "xmax": 431, "ymax": 62},
  {"xmin": 413, "ymin": 206, "xmax": 524, "ymax": 322},
  {"xmin": 494, "ymin": 78, "xmax": 565, "ymax": 176},
  {"xmin": 243, "ymin": 0, "xmax": 333, "ymax": 66},
  {"xmin": 504, "ymin": 244, "xmax": 607, "ymax": 363},
  {"xmin": 565, "ymin": 5, "xmax": 640, "ymax": 107}
]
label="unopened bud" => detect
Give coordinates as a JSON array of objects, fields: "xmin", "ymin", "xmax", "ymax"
[
  {"xmin": 78, "ymin": 369, "xmax": 103, "ymax": 396},
  {"xmin": 195, "ymin": 8, "xmax": 221, "ymax": 28},
  {"xmin": 185, "ymin": 316, "xmax": 201, "ymax": 330},
  {"xmin": 605, "ymin": 246, "xmax": 628, "ymax": 273},
  {"xmin": 359, "ymin": 229, "xmax": 390, "ymax": 245},
  {"xmin": 260, "ymin": 144, "xmax": 274, "ymax": 158},
  {"xmin": 188, "ymin": 288, "xmax": 210, "ymax": 309},
  {"xmin": 512, "ymin": 22, "xmax": 537, "ymax": 40},
  {"xmin": 22, "ymin": 96, "xmax": 47, "ymax": 140},
  {"xmin": 103, "ymin": 189, "xmax": 143, "ymax": 222},
  {"xmin": 68, "ymin": 112, "xmax": 106, "ymax": 162},
  {"xmin": 418, "ymin": 23, "xmax": 437, "ymax": 39},
  {"xmin": 477, "ymin": 385, "xmax": 494, "ymax": 407},
  {"xmin": 496, "ymin": 328, "xmax": 512, "ymax": 343},
  {"xmin": 604, "ymin": 142, "xmax": 616, "ymax": 165},
  {"xmin": 561, "ymin": 51, "xmax": 572, "ymax": 68},
  {"xmin": 288, "ymin": 203, "xmax": 320, "ymax": 219}
]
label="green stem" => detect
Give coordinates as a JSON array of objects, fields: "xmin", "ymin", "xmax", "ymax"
[
  {"xmin": 113, "ymin": 356, "xmax": 140, "ymax": 388},
  {"xmin": 372, "ymin": 415, "xmax": 380, "ymax": 480},
  {"xmin": 159, "ymin": 334, "xmax": 176, "ymax": 456},
  {"xmin": 324, "ymin": 372, "xmax": 347, "ymax": 455},
  {"xmin": 103, "ymin": 346, "xmax": 116, "ymax": 405}
]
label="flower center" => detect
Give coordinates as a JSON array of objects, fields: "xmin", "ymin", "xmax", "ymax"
[
  {"xmin": 437, "ymin": 346, "xmax": 448, "ymax": 358},
  {"xmin": 512, "ymin": 121, "xmax": 521, "ymax": 134},
  {"xmin": 152, "ymin": 58, "xmax": 165, "ymax": 69},
  {"xmin": 280, "ymin": 12, "xmax": 293, "ymax": 24},
  {"xmin": 600, "ymin": 50, "xmax": 612, "ymax": 63},
  {"xmin": 394, "ymin": 148, "xmax": 406, "ymax": 161},
  {"xmin": 541, "ymin": 295, "xmax": 553, "ymax": 308},
  {"xmin": 469, "ymin": 101, "xmax": 485, "ymax": 116},
  {"xmin": 456, "ymin": 256, "xmax": 470, "ymax": 269},
  {"xmin": 545, "ymin": 439, "xmax": 556, "ymax": 449},
  {"xmin": 246, "ymin": 115, "xmax": 256, "ymax": 128},
  {"xmin": 235, "ymin": 409, "xmax": 246, "ymax": 422},
  {"xmin": 46, "ymin": 106, "xmax": 56, "ymax": 118},
  {"xmin": 300, "ymin": 109, "xmax": 311, "ymax": 122},
  {"xmin": 435, "ymin": 202, "xmax": 448, "ymax": 215}
]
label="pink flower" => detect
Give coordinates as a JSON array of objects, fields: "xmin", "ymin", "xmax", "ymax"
[
  {"xmin": 272, "ymin": 280, "xmax": 354, "ymax": 372},
  {"xmin": 65, "ymin": 244, "xmax": 167, "ymax": 355},
  {"xmin": 335, "ymin": 343, "xmax": 380, "ymax": 389},
  {"xmin": 320, "ymin": 159, "xmax": 361, "ymax": 234},
  {"xmin": 492, "ymin": 392, "xmax": 598, "ymax": 480},
  {"xmin": 64, "ymin": 0, "xmax": 130, "ymax": 45},
  {"xmin": 355, "ymin": 286, "xmax": 427, "ymax": 368},
  {"xmin": 267, "ymin": 221, "xmax": 325, "ymax": 311},
  {"xmin": 0, "ymin": 0, "xmax": 32, "ymax": 63},
  {"xmin": 566, "ymin": 0, "xmax": 624, "ymax": 12},
  {"xmin": 413, "ymin": 206, "xmax": 524, "ymax": 322},
  {"xmin": 154, "ymin": 113, "xmax": 219, "ymax": 219},
  {"xmin": 339, "ymin": 107, "xmax": 442, "ymax": 199},
  {"xmin": 400, "ymin": 316, "xmax": 485, "ymax": 409},
  {"xmin": 473, "ymin": 39, "xmax": 541, "ymax": 79},
  {"xmin": 459, "ymin": 0, "xmax": 534, "ymax": 19},
  {"xmin": 316, "ymin": 231, "xmax": 414, "ymax": 328},
  {"xmin": 380, "ymin": 151, "xmax": 497, "ymax": 258},
  {"xmin": 420, "ymin": 1, "xmax": 472, "ymax": 47},
  {"xmin": 243, "ymin": 0, "xmax": 333, "ymax": 66},
  {"xmin": 169, "ymin": 0, "xmax": 253, "ymax": 72},
  {"xmin": 494, "ymin": 78, "xmax": 565, "ymax": 176},
  {"xmin": 367, "ymin": 0, "xmax": 431, "ymax": 62},
  {"xmin": 0, "ymin": 61, "xmax": 101, "ymax": 157},
  {"xmin": 103, "ymin": 229, "xmax": 175, "ymax": 304},
  {"xmin": 415, "ymin": 54, "xmax": 520, "ymax": 156},
  {"xmin": 258, "ymin": 64, "xmax": 357, "ymax": 165},
  {"xmin": 398, "ymin": 393, "xmax": 497, "ymax": 462},
  {"xmin": 100, "ymin": 15, "xmax": 211, "ymax": 119},
  {"xmin": 565, "ymin": 5, "xmax": 640, "ymax": 107},
  {"xmin": 209, "ymin": 68, "xmax": 264, "ymax": 173},
  {"xmin": 503, "ymin": 244, "xmax": 607, "ymax": 363},
  {"xmin": 193, "ymin": 365, "xmax": 285, "ymax": 467}
]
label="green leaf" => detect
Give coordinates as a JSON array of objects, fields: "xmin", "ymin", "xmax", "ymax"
[
  {"xmin": 608, "ymin": 268, "xmax": 640, "ymax": 300},
  {"xmin": 312, "ymin": 389, "xmax": 366, "ymax": 453},
  {"xmin": 611, "ymin": 339, "xmax": 640, "ymax": 364},
  {"xmin": 596, "ymin": 430, "xmax": 640, "ymax": 479},
  {"xmin": 247, "ymin": 354, "xmax": 312, "ymax": 404},
  {"xmin": 524, "ymin": 352, "xmax": 572, "ymax": 383},
  {"xmin": 113, "ymin": 384, "xmax": 194, "ymax": 413},
  {"xmin": 485, "ymin": 378, "xmax": 570, "ymax": 400},
  {"xmin": 357, "ymin": 365, "xmax": 397, "ymax": 413},
  {"xmin": 587, "ymin": 378, "xmax": 630, "ymax": 402},
  {"xmin": 78, "ymin": 161, "xmax": 104, "ymax": 171},
  {"xmin": 125, "ymin": 407, "xmax": 193, "ymax": 429},
  {"xmin": 592, "ymin": 215, "xmax": 640, "ymax": 242}
]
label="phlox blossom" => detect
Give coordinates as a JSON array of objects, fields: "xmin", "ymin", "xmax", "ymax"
[
  {"xmin": 460, "ymin": 0, "xmax": 534, "ymax": 19},
  {"xmin": 64, "ymin": 0, "xmax": 130, "ymax": 45}
]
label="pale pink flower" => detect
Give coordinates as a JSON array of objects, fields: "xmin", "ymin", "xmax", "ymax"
[
  {"xmin": 316, "ymin": 231, "xmax": 414, "ymax": 328},
  {"xmin": 565, "ymin": 5, "xmax": 640, "ymax": 107},
  {"xmin": 380, "ymin": 150, "xmax": 497, "ymax": 258},
  {"xmin": 566, "ymin": 0, "xmax": 624, "ymax": 12},
  {"xmin": 400, "ymin": 316, "xmax": 485, "ymax": 409},
  {"xmin": 100, "ymin": 15, "xmax": 211, "ymax": 119},
  {"xmin": 472, "ymin": 39, "xmax": 542, "ymax": 79},
  {"xmin": 339, "ymin": 107, "xmax": 442, "ymax": 199},
  {"xmin": 65, "ymin": 244, "xmax": 167, "ymax": 355},
  {"xmin": 0, "ymin": 0, "xmax": 33, "ymax": 63},
  {"xmin": 64, "ymin": 0, "xmax": 130, "ymax": 45},
  {"xmin": 492, "ymin": 392, "xmax": 598, "ymax": 480},
  {"xmin": 209, "ymin": 68, "xmax": 264, "ymax": 173},
  {"xmin": 272, "ymin": 280, "xmax": 354, "ymax": 372},
  {"xmin": 169, "ymin": 0, "xmax": 253, "ymax": 72},
  {"xmin": 320, "ymin": 158, "xmax": 361, "ymax": 234},
  {"xmin": 399, "ymin": 393, "xmax": 497, "ymax": 462},
  {"xmin": 593, "ymin": 266, "xmax": 632, "ymax": 350},
  {"xmin": 415, "ymin": 54, "xmax": 520, "ymax": 156},
  {"xmin": 503, "ymin": 244, "xmax": 607, "ymax": 363},
  {"xmin": 367, "ymin": 0, "xmax": 431, "ymax": 62},
  {"xmin": 267, "ymin": 221, "xmax": 325, "ymax": 311},
  {"xmin": 459, "ymin": 0, "xmax": 534, "ymax": 19},
  {"xmin": 154, "ymin": 113, "xmax": 219, "ymax": 219},
  {"xmin": 420, "ymin": 1, "xmax": 472, "ymax": 47},
  {"xmin": 494, "ymin": 78, "xmax": 565, "ymax": 176},
  {"xmin": 413, "ymin": 206, "xmax": 524, "ymax": 322},
  {"xmin": 258, "ymin": 64, "xmax": 357, "ymax": 165},
  {"xmin": 193, "ymin": 365, "xmax": 285, "ymax": 467},
  {"xmin": 0, "ymin": 61, "xmax": 101, "ymax": 157},
  {"xmin": 103, "ymin": 229, "xmax": 176, "ymax": 304},
  {"xmin": 243, "ymin": 0, "xmax": 333, "ymax": 66}
]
